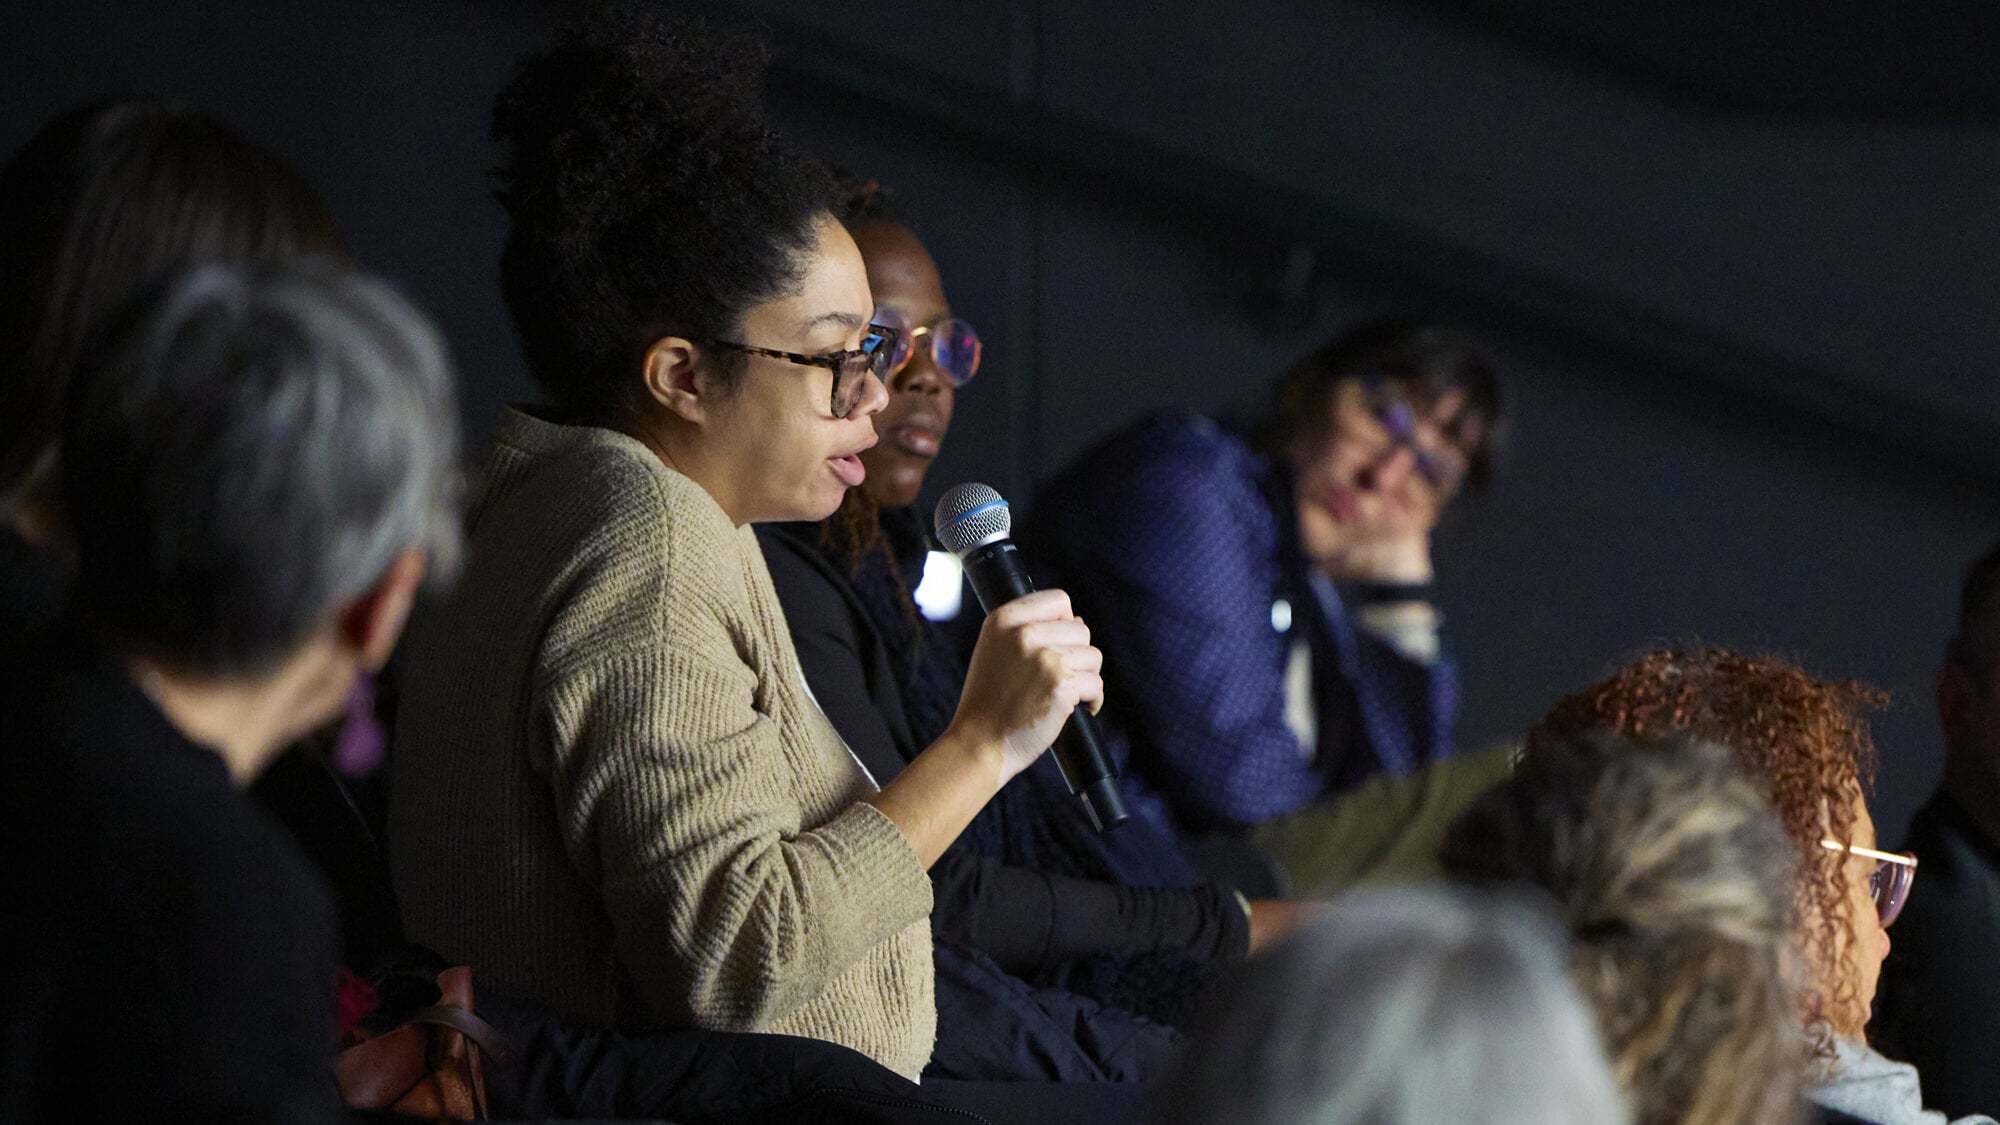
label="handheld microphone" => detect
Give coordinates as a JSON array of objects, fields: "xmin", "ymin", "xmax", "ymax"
[{"xmin": 934, "ymin": 483, "xmax": 1130, "ymax": 832}]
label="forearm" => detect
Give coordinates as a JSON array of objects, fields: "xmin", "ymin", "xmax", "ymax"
[
  {"xmin": 1038, "ymin": 876, "xmax": 1247, "ymax": 966},
  {"xmin": 930, "ymin": 851, "xmax": 1248, "ymax": 973},
  {"xmin": 865, "ymin": 724, "xmax": 1007, "ymax": 869},
  {"xmin": 1345, "ymin": 626, "xmax": 1459, "ymax": 776}
]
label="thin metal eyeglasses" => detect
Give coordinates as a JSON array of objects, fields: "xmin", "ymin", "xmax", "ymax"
[
  {"xmin": 871, "ymin": 307, "xmax": 983, "ymax": 386},
  {"xmin": 1363, "ymin": 394, "xmax": 1468, "ymax": 495},
  {"xmin": 704, "ymin": 323, "xmax": 903, "ymax": 420},
  {"xmin": 1819, "ymin": 838, "xmax": 1918, "ymax": 927}
]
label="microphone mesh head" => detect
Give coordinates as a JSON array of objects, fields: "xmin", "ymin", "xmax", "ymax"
[{"xmin": 934, "ymin": 482, "xmax": 1011, "ymax": 556}]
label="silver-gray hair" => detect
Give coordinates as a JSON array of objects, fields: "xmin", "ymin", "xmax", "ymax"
[
  {"xmin": 61, "ymin": 260, "xmax": 461, "ymax": 675},
  {"xmin": 1157, "ymin": 886, "xmax": 1629, "ymax": 1125}
]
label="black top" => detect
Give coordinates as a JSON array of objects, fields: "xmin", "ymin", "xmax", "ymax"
[
  {"xmin": 0, "ymin": 628, "xmax": 342, "ymax": 1123},
  {"xmin": 1871, "ymin": 788, "xmax": 2000, "ymax": 1120},
  {"xmin": 757, "ymin": 521, "xmax": 1247, "ymax": 974},
  {"xmin": 0, "ymin": 525, "xmax": 62, "ymax": 650}
]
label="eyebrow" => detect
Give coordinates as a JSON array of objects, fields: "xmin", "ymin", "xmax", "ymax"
[{"xmin": 797, "ymin": 309, "xmax": 867, "ymax": 334}]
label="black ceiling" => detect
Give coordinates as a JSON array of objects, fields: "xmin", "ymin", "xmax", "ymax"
[{"xmin": 1427, "ymin": 0, "xmax": 2000, "ymax": 121}]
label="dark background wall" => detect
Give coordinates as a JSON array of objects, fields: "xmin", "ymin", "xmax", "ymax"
[{"xmin": 7, "ymin": 0, "xmax": 1994, "ymax": 843}]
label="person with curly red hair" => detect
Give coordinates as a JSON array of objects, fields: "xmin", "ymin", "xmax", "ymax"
[{"xmin": 1530, "ymin": 648, "xmax": 1994, "ymax": 1125}]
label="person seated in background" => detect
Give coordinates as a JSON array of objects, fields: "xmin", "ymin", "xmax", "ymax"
[
  {"xmin": 1533, "ymin": 647, "xmax": 1995, "ymax": 1125},
  {"xmin": 1442, "ymin": 731, "xmax": 1807, "ymax": 1125},
  {"xmin": 0, "ymin": 262, "xmax": 461, "ymax": 1122},
  {"xmin": 1153, "ymin": 884, "xmax": 1626, "ymax": 1125},
  {"xmin": 1024, "ymin": 319, "xmax": 1509, "ymax": 891},
  {"xmin": 757, "ymin": 173, "xmax": 1301, "ymax": 1041},
  {"xmin": 389, "ymin": 6, "xmax": 1106, "ymax": 1083},
  {"xmin": 1873, "ymin": 540, "xmax": 2000, "ymax": 1118},
  {"xmin": 0, "ymin": 98, "xmax": 345, "ymax": 645}
]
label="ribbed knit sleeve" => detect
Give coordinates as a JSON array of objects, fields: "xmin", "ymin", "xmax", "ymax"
[
  {"xmin": 540, "ymin": 640, "xmax": 932, "ymax": 1031},
  {"xmin": 390, "ymin": 411, "xmax": 937, "ymax": 1080}
]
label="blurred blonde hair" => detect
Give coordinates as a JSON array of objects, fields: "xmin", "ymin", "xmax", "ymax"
[{"xmin": 1443, "ymin": 731, "xmax": 1808, "ymax": 1125}]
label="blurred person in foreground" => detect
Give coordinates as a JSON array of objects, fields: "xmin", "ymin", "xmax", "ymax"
[
  {"xmin": 0, "ymin": 99, "xmax": 344, "ymax": 645},
  {"xmin": 1533, "ymin": 648, "xmax": 1993, "ymax": 1125},
  {"xmin": 1155, "ymin": 885, "xmax": 1626, "ymax": 1125},
  {"xmin": 0, "ymin": 98, "xmax": 431, "ymax": 984},
  {"xmin": 1026, "ymin": 320, "xmax": 1512, "ymax": 892},
  {"xmin": 1444, "ymin": 731, "xmax": 1809, "ymax": 1125},
  {"xmin": 1873, "ymin": 539, "xmax": 2000, "ymax": 1118},
  {"xmin": 0, "ymin": 262, "xmax": 460, "ymax": 1122}
]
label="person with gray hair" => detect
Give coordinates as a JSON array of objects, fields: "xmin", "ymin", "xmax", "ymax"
[
  {"xmin": 0, "ymin": 261, "xmax": 460, "ymax": 1123},
  {"xmin": 0, "ymin": 98, "xmax": 348, "ymax": 648},
  {"xmin": 60, "ymin": 260, "xmax": 460, "ymax": 684},
  {"xmin": 1154, "ymin": 886, "xmax": 1628, "ymax": 1125}
]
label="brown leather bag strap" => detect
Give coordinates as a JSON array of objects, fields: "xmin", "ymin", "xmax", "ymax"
[{"xmin": 401, "ymin": 1004, "xmax": 520, "ymax": 1067}]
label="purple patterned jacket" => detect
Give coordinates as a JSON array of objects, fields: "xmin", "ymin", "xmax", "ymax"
[{"xmin": 1025, "ymin": 410, "xmax": 1458, "ymax": 836}]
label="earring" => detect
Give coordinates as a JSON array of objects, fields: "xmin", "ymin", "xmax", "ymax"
[{"xmin": 332, "ymin": 673, "xmax": 387, "ymax": 777}]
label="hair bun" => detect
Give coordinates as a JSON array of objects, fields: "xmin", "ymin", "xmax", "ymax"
[
  {"xmin": 489, "ymin": 4, "xmax": 834, "ymax": 414},
  {"xmin": 492, "ymin": 3, "xmax": 778, "ymax": 220}
]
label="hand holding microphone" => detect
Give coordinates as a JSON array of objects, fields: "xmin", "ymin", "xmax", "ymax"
[
  {"xmin": 954, "ymin": 590, "xmax": 1103, "ymax": 786},
  {"xmin": 937, "ymin": 483, "xmax": 1130, "ymax": 831}
]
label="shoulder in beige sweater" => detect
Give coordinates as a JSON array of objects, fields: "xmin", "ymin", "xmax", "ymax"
[{"xmin": 389, "ymin": 408, "xmax": 936, "ymax": 1079}]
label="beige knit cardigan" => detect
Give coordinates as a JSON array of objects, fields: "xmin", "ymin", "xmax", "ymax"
[{"xmin": 388, "ymin": 408, "xmax": 936, "ymax": 1079}]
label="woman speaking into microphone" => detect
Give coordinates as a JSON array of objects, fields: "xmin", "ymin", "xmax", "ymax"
[
  {"xmin": 756, "ymin": 174, "xmax": 1302, "ymax": 1057},
  {"xmin": 388, "ymin": 6, "xmax": 1100, "ymax": 1082}
]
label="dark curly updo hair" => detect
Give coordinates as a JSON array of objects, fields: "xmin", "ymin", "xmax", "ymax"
[
  {"xmin": 831, "ymin": 167, "xmax": 906, "ymax": 229},
  {"xmin": 491, "ymin": 3, "xmax": 834, "ymax": 417}
]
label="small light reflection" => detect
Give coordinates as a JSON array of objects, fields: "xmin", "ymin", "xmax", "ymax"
[{"xmin": 917, "ymin": 551, "xmax": 965, "ymax": 621}]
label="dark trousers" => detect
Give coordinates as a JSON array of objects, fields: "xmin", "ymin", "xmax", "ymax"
[
  {"xmin": 479, "ymin": 989, "xmax": 1161, "ymax": 1124},
  {"xmin": 926, "ymin": 942, "xmax": 1179, "ymax": 1084},
  {"xmin": 480, "ymin": 994, "xmax": 970, "ymax": 1125}
]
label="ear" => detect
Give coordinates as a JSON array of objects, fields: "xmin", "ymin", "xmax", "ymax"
[
  {"xmin": 338, "ymin": 551, "xmax": 428, "ymax": 671},
  {"xmin": 641, "ymin": 335, "xmax": 708, "ymax": 425},
  {"xmin": 1939, "ymin": 660, "xmax": 1977, "ymax": 742}
]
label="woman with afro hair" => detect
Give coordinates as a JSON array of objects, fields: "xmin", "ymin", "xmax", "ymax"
[
  {"xmin": 1529, "ymin": 648, "xmax": 1995, "ymax": 1125},
  {"xmin": 389, "ymin": 4, "xmax": 1116, "ymax": 1084}
]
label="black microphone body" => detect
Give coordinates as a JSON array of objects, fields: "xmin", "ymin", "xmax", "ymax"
[{"xmin": 956, "ymin": 536, "xmax": 1131, "ymax": 832}]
